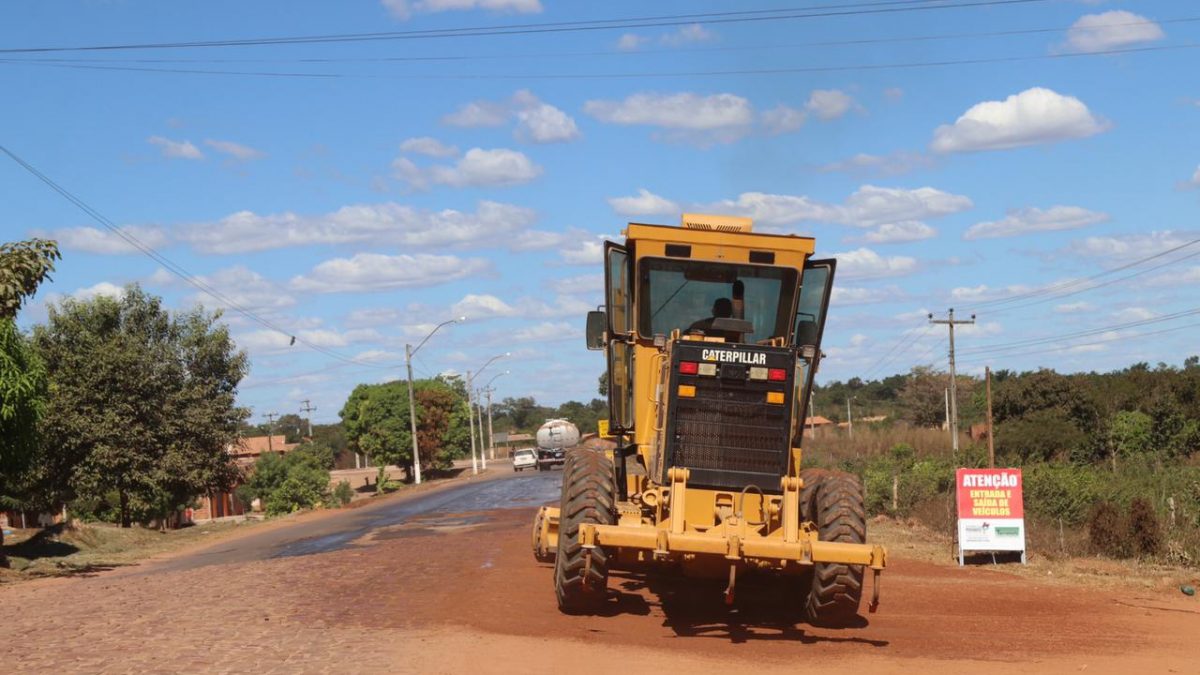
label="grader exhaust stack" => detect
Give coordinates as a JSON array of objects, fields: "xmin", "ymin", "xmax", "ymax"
[{"xmin": 533, "ymin": 213, "xmax": 886, "ymax": 624}]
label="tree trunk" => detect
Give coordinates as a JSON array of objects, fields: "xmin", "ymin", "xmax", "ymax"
[
  {"xmin": 119, "ymin": 490, "xmax": 131, "ymax": 528},
  {"xmin": 0, "ymin": 525, "xmax": 8, "ymax": 568}
]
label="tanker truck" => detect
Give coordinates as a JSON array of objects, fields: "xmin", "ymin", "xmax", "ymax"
[{"xmin": 535, "ymin": 419, "xmax": 579, "ymax": 471}]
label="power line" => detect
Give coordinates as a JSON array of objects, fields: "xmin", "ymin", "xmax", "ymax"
[
  {"xmin": 958, "ymin": 304, "xmax": 1200, "ymax": 358},
  {"xmin": 9, "ymin": 13, "xmax": 1192, "ymax": 67},
  {"xmin": 0, "ymin": 144, "xmax": 390, "ymax": 369},
  {"xmin": 963, "ymin": 236, "xmax": 1200, "ymax": 312},
  {"xmin": 858, "ymin": 322, "xmax": 933, "ymax": 380},
  {"xmin": 957, "ymin": 319, "xmax": 1200, "ymax": 369},
  {"xmin": 0, "ymin": 0, "xmax": 1049, "ymax": 55},
  {"xmin": 5, "ymin": 40, "xmax": 1195, "ymax": 81}
]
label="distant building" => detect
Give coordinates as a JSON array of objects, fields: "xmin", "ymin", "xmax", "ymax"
[{"xmin": 189, "ymin": 435, "xmax": 299, "ymax": 523}]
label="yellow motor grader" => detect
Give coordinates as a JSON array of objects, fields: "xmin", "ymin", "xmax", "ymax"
[{"xmin": 532, "ymin": 213, "xmax": 886, "ymax": 624}]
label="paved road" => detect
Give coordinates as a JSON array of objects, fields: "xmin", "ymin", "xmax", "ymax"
[{"xmin": 150, "ymin": 463, "xmax": 562, "ymax": 574}]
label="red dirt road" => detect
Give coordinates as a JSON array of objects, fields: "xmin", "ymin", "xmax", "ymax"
[{"xmin": 4, "ymin": 504, "xmax": 1198, "ymax": 673}]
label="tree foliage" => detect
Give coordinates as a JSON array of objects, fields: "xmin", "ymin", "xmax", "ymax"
[
  {"xmin": 33, "ymin": 286, "xmax": 248, "ymax": 527},
  {"xmin": 244, "ymin": 443, "xmax": 332, "ymax": 516},
  {"xmin": 339, "ymin": 376, "xmax": 469, "ymax": 477},
  {"xmin": 0, "ymin": 238, "xmax": 60, "ymax": 319}
]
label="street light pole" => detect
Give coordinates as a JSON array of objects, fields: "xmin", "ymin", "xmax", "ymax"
[
  {"xmin": 466, "ymin": 353, "xmax": 509, "ymax": 473},
  {"xmin": 482, "ymin": 371, "xmax": 508, "ymax": 461},
  {"xmin": 846, "ymin": 397, "xmax": 854, "ymax": 439},
  {"xmin": 477, "ymin": 388, "xmax": 488, "ymax": 470},
  {"xmin": 466, "ymin": 371, "xmax": 479, "ymax": 475},
  {"xmin": 405, "ymin": 317, "xmax": 464, "ymax": 485}
]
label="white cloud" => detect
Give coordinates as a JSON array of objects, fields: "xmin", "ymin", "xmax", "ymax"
[
  {"xmin": 831, "ymin": 285, "xmax": 906, "ymax": 306},
  {"xmin": 399, "ymin": 136, "xmax": 459, "ymax": 157},
  {"xmin": 43, "ymin": 225, "xmax": 168, "ymax": 254},
  {"xmin": 931, "ymin": 87, "xmax": 1108, "ymax": 153},
  {"xmin": 441, "ymin": 90, "xmax": 579, "ymax": 144},
  {"xmin": 584, "ymin": 92, "xmax": 755, "ymax": 143},
  {"xmin": 698, "ymin": 184, "xmax": 971, "ymax": 229},
  {"xmin": 560, "ymin": 239, "xmax": 606, "ymax": 265},
  {"xmin": 512, "ymin": 321, "xmax": 579, "ymax": 342},
  {"xmin": 856, "ymin": 221, "xmax": 937, "ymax": 244},
  {"xmin": 290, "ymin": 253, "xmax": 489, "ymax": 293},
  {"xmin": 515, "ymin": 103, "xmax": 581, "ymax": 143},
  {"xmin": 1062, "ymin": 11, "xmax": 1164, "ymax": 53},
  {"xmin": 148, "ymin": 136, "xmax": 203, "ymax": 160},
  {"xmin": 1110, "ymin": 306, "xmax": 1158, "ymax": 322},
  {"xmin": 964, "ymin": 205, "xmax": 1109, "ymax": 240},
  {"xmin": 883, "ymin": 87, "xmax": 904, "ymax": 102},
  {"xmin": 1181, "ymin": 165, "xmax": 1200, "ymax": 190},
  {"xmin": 1055, "ymin": 302, "xmax": 1093, "ymax": 314},
  {"xmin": 1068, "ymin": 230, "xmax": 1196, "ymax": 259},
  {"xmin": 397, "ymin": 147, "xmax": 542, "ymax": 189},
  {"xmin": 451, "ymin": 294, "xmax": 517, "ymax": 319},
  {"xmin": 204, "ymin": 139, "xmax": 265, "ymax": 161},
  {"xmin": 660, "ymin": 23, "xmax": 716, "ymax": 47},
  {"xmin": 830, "ymin": 248, "xmax": 918, "ymax": 280},
  {"xmin": 616, "ymin": 33, "xmax": 648, "ymax": 51},
  {"xmin": 178, "ymin": 200, "xmax": 537, "ymax": 254},
  {"xmin": 805, "ymin": 89, "xmax": 857, "ymax": 121},
  {"xmin": 183, "ymin": 266, "xmax": 296, "ymax": 312},
  {"xmin": 1142, "ymin": 266, "xmax": 1200, "ymax": 288},
  {"xmin": 819, "ymin": 151, "xmax": 932, "ymax": 177},
  {"xmin": 383, "ymin": 0, "xmax": 541, "ymax": 20},
  {"xmin": 950, "ymin": 283, "xmax": 1037, "ymax": 302},
  {"xmin": 442, "ymin": 100, "xmax": 509, "ymax": 127},
  {"xmin": 608, "ymin": 188, "xmax": 681, "ymax": 217},
  {"xmin": 761, "ymin": 105, "xmax": 806, "ymax": 135},
  {"xmin": 553, "ymin": 274, "xmax": 603, "ymax": 295},
  {"xmin": 235, "ymin": 329, "xmax": 294, "ymax": 352},
  {"xmin": 71, "ymin": 281, "xmax": 124, "ymax": 301}
]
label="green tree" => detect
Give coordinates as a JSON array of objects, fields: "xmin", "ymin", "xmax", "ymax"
[
  {"xmin": 0, "ymin": 238, "xmax": 58, "ymax": 564},
  {"xmin": 34, "ymin": 286, "xmax": 247, "ymax": 527},
  {"xmin": 340, "ymin": 377, "xmax": 468, "ymax": 479},
  {"xmin": 0, "ymin": 238, "xmax": 60, "ymax": 319}
]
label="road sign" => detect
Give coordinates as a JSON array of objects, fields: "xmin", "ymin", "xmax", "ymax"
[
  {"xmin": 956, "ymin": 468, "xmax": 1026, "ymax": 565},
  {"xmin": 598, "ymin": 419, "xmax": 610, "ymax": 438}
]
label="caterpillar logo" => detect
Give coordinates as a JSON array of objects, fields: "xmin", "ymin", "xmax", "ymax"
[{"xmin": 700, "ymin": 349, "xmax": 767, "ymax": 366}]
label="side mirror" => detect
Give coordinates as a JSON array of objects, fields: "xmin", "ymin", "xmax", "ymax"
[{"xmin": 585, "ymin": 311, "xmax": 606, "ymax": 350}]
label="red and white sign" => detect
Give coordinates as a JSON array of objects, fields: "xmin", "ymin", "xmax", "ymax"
[{"xmin": 956, "ymin": 468, "xmax": 1026, "ymax": 562}]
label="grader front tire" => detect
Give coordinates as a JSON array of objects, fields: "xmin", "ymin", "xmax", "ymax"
[
  {"xmin": 805, "ymin": 471, "xmax": 867, "ymax": 627},
  {"xmin": 553, "ymin": 448, "xmax": 615, "ymax": 613}
]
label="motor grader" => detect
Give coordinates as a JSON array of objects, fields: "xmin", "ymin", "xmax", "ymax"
[{"xmin": 532, "ymin": 213, "xmax": 886, "ymax": 624}]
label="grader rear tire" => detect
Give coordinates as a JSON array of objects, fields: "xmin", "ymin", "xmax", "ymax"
[
  {"xmin": 805, "ymin": 471, "xmax": 867, "ymax": 627},
  {"xmin": 553, "ymin": 448, "xmax": 615, "ymax": 613},
  {"xmin": 531, "ymin": 508, "xmax": 554, "ymax": 563}
]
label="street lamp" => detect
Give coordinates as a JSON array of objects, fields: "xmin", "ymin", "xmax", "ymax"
[
  {"xmin": 482, "ymin": 370, "xmax": 509, "ymax": 461},
  {"xmin": 406, "ymin": 316, "xmax": 465, "ymax": 485},
  {"xmin": 467, "ymin": 353, "xmax": 509, "ymax": 474}
]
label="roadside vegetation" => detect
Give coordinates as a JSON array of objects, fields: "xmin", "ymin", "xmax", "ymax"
[{"xmin": 806, "ymin": 361, "xmax": 1200, "ymax": 566}]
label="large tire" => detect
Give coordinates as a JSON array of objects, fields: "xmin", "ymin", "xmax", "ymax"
[
  {"xmin": 553, "ymin": 448, "xmax": 615, "ymax": 613},
  {"xmin": 805, "ymin": 471, "xmax": 867, "ymax": 626}
]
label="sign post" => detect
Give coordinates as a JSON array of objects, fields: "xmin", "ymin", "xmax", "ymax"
[{"xmin": 956, "ymin": 468, "xmax": 1026, "ymax": 565}]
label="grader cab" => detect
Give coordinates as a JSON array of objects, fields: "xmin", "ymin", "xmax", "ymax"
[{"xmin": 532, "ymin": 213, "xmax": 885, "ymax": 624}]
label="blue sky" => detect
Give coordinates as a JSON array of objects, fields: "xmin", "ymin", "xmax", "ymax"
[{"xmin": 3, "ymin": 0, "xmax": 1198, "ymax": 424}]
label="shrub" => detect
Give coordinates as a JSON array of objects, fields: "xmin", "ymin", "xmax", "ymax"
[
  {"xmin": 1088, "ymin": 500, "xmax": 1128, "ymax": 558},
  {"xmin": 330, "ymin": 480, "xmax": 354, "ymax": 508},
  {"xmin": 1128, "ymin": 497, "xmax": 1162, "ymax": 557}
]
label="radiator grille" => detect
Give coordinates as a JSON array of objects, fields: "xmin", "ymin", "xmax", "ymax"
[{"xmin": 672, "ymin": 385, "xmax": 789, "ymax": 478}]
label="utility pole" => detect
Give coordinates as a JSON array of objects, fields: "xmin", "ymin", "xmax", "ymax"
[
  {"xmin": 476, "ymin": 388, "xmax": 488, "ymax": 470},
  {"xmin": 299, "ymin": 399, "xmax": 316, "ymax": 439},
  {"xmin": 930, "ymin": 308, "xmax": 975, "ymax": 456},
  {"xmin": 467, "ymin": 370, "xmax": 479, "ymax": 475},
  {"xmin": 485, "ymin": 387, "xmax": 496, "ymax": 461},
  {"xmin": 808, "ymin": 396, "xmax": 816, "ymax": 439},
  {"xmin": 846, "ymin": 397, "xmax": 854, "ymax": 439},
  {"xmin": 264, "ymin": 412, "xmax": 278, "ymax": 453},
  {"xmin": 406, "ymin": 343, "xmax": 422, "ymax": 484},
  {"xmin": 985, "ymin": 366, "xmax": 995, "ymax": 468}
]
